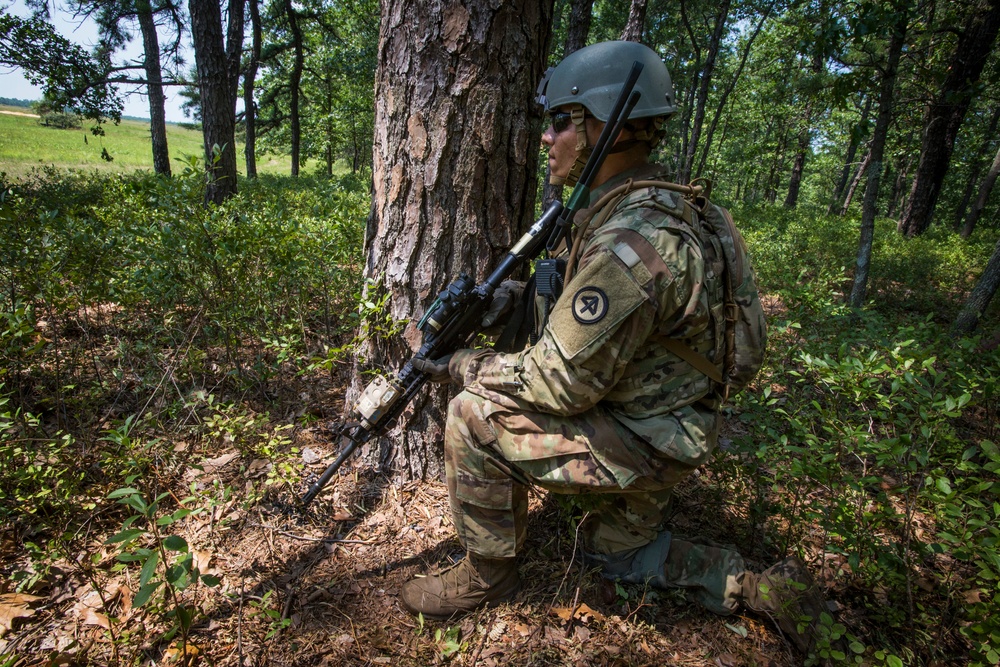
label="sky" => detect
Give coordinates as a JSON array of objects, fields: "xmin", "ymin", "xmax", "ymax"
[{"xmin": 0, "ymin": 0, "xmax": 191, "ymax": 123}]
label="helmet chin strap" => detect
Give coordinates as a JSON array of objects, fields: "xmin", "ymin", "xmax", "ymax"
[{"xmin": 550, "ymin": 106, "xmax": 592, "ymax": 188}]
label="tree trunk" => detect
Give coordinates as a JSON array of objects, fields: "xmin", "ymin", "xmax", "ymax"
[
  {"xmin": 849, "ymin": 6, "xmax": 908, "ymax": 309},
  {"xmin": 783, "ymin": 101, "xmax": 813, "ymax": 208},
  {"xmin": 136, "ymin": 0, "xmax": 170, "ymax": 176},
  {"xmin": 840, "ymin": 148, "xmax": 870, "ymax": 216},
  {"xmin": 898, "ymin": 0, "xmax": 1000, "ymax": 237},
  {"xmin": 543, "ymin": 0, "xmax": 593, "ymax": 209},
  {"xmin": 962, "ymin": 142, "xmax": 1000, "ymax": 238},
  {"xmin": 952, "ymin": 236, "xmax": 1000, "ymax": 335},
  {"xmin": 696, "ymin": 4, "xmax": 770, "ymax": 178},
  {"xmin": 244, "ymin": 0, "xmax": 262, "ymax": 179},
  {"xmin": 828, "ymin": 95, "xmax": 872, "ymax": 215},
  {"xmin": 886, "ymin": 150, "xmax": 912, "ymax": 218},
  {"xmin": 283, "ymin": 0, "xmax": 304, "ymax": 176},
  {"xmin": 564, "ymin": 0, "xmax": 593, "ymax": 53},
  {"xmin": 679, "ymin": 0, "xmax": 731, "ymax": 184},
  {"xmin": 620, "ymin": 0, "xmax": 647, "ymax": 42},
  {"xmin": 189, "ymin": 0, "xmax": 241, "ymax": 204},
  {"xmin": 954, "ymin": 105, "xmax": 1000, "ymax": 229},
  {"xmin": 357, "ymin": 0, "xmax": 554, "ymax": 480}
]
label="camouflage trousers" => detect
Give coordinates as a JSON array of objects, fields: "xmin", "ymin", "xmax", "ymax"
[{"xmin": 444, "ymin": 389, "xmax": 746, "ymax": 614}]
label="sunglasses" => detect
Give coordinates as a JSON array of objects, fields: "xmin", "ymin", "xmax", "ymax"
[{"xmin": 548, "ymin": 111, "xmax": 575, "ymax": 133}]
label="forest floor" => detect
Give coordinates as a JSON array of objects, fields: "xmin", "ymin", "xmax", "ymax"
[{"xmin": 0, "ymin": 358, "xmax": 865, "ymax": 667}]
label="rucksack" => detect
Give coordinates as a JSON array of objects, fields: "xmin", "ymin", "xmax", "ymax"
[
  {"xmin": 572, "ymin": 179, "xmax": 768, "ymax": 398},
  {"xmin": 670, "ymin": 193, "xmax": 767, "ymax": 397}
]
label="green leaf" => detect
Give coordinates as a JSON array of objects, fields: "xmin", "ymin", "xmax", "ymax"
[
  {"xmin": 163, "ymin": 535, "xmax": 188, "ymax": 552},
  {"xmin": 201, "ymin": 574, "xmax": 221, "ymax": 587},
  {"xmin": 108, "ymin": 487, "xmax": 141, "ymax": 499},
  {"xmin": 106, "ymin": 528, "xmax": 144, "ymax": 544},
  {"xmin": 887, "ymin": 656, "xmax": 903, "ymax": 667},
  {"xmin": 936, "ymin": 477, "xmax": 952, "ymax": 495},
  {"xmin": 132, "ymin": 581, "xmax": 161, "ymax": 607},
  {"xmin": 140, "ymin": 552, "xmax": 160, "ymax": 587}
]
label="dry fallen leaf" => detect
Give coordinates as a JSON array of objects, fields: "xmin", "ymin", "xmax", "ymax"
[
  {"xmin": 550, "ymin": 603, "xmax": 605, "ymax": 624},
  {"xmin": 163, "ymin": 643, "xmax": 201, "ymax": 665},
  {"xmin": 0, "ymin": 593, "xmax": 43, "ymax": 636}
]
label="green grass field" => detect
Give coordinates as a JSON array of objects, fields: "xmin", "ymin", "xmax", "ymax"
[{"xmin": 0, "ymin": 105, "xmax": 290, "ymax": 179}]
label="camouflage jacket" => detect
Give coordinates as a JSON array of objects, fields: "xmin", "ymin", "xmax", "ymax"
[{"xmin": 451, "ymin": 164, "xmax": 725, "ymax": 469}]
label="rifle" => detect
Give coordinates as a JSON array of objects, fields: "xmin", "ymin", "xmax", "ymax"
[{"xmin": 300, "ymin": 60, "xmax": 645, "ymax": 508}]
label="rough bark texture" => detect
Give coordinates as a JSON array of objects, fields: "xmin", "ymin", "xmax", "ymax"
[
  {"xmin": 953, "ymin": 237, "xmax": 1000, "ymax": 335},
  {"xmin": 356, "ymin": 0, "xmax": 554, "ymax": 480},
  {"xmin": 898, "ymin": 0, "xmax": 1000, "ymax": 236},
  {"xmin": 962, "ymin": 142, "xmax": 1000, "ymax": 238},
  {"xmin": 849, "ymin": 7, "xmax": 907, "ymax": 309},
  {"xmin": 620, "ymin": 0, "xmax": 647, "ymax": 42},
  {"xmin": 542, "ymin": 0, "xmax": 593, "ymax": 209},
  {"xmin": 136, "ymin": 0, "xmax": 170, "ymax": 176},
  {"xmin": 189, "ymin": 0, "xmax": 241, "ymax": 204},
  {"xmin": 244, "ymin": 0, "xmax": 262, "ymax": 179}
]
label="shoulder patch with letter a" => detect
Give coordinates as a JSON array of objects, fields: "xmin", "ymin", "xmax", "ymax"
[{"xmin": 572, "ymin": 287, "xmax": 608, "ymax": 324}]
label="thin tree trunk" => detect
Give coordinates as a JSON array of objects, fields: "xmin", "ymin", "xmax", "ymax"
[
  {"xmin": 952, "ymin": 236, "xmax": 1000, "ymax": 335},
  {"xmin": 620, "ymin": 0, "xmax": 647, "ymax": 42},
  {"xmin": 962, "ymin": 142, "xmax": 1000, "ymax": 238},
  {"xmin": 849, "ymin": 6, "xmax": 908, "ymax": 308},
  {"xmin": 784, "ymin": 101, "xmax": 813, "ymax": 208},
  {"xmin": 954, "ymin": 105, "xmax": 1000, "ymax": 229},
  {"xmin": 136, "ymin": 0, "xmax": 170, "ymax": 176},
  {"xmin": 887, "ymin": 152, "xmax": 912, "ymax": 218},
  {"xmin": 840, "ymin": 149, "xmax": 871, "ymax": 216},
  {"xmin": 357, "ymin": 0, "xmax": 554, "ymax": 479},
  {"xmin": 898, "ymin": 0, "xmax": 1000, "ymax": 236},
  {"xmin": 828, "ymin": 95, "xmax": 872, "ymax": 215},
  {"xmin": 696, "ymin": 4, "xmax": 770, "ymax": 178},
  {"xmin": 244, "ymin": 0, "xmax": 262, "ymax": 179},
  {"xmin": 679, "ymin": 0, "xmax": 731, "ymax": 183}
]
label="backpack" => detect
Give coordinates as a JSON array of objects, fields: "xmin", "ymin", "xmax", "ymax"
[
  {"xmin": 568, "ymin": 179, "xmax": 767, "ymax": 398},
  {"xmin": 671, "ymin": 193, "xmax": 767, "ymax": 397}
]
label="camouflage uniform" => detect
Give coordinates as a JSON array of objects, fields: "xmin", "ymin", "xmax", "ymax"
[{"xmin": 444, "ymin": 164, "xmax": 747, "ymax": 614}]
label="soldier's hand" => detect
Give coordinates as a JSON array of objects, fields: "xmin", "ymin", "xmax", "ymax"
[
  {"xmin": 411, "ymin": 354, "xmax": 454, "ymax": 384},
  {"xmin": 482, "ymin": 280, "xmax": 525, "ymax": 328}
]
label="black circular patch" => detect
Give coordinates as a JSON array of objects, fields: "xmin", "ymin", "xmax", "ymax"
[{"xmin": 571, "ymin": 286, "xmax": 609, "ymax": 324}]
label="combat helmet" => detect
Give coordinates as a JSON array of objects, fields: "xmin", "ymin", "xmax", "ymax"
[{"xmin": 536, "ymin": 41, "xmax": 676, "ymax": 186}]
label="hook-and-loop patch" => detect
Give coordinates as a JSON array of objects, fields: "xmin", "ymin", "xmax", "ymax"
[{"xmin": 549, "ymin": 245, "xmax": 648, "ymax": 360}]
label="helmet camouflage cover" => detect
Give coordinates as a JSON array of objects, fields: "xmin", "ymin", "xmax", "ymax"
[{"xmin": 536, "ymin": 41, "xmax": 676, "ymax": 122}]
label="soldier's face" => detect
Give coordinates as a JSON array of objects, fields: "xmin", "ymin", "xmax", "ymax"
[{"xmin": 542, "ymin": 106, "xmax": 581, "ymax": 181}]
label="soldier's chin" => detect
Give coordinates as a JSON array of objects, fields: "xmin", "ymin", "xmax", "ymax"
[{"xmin": 549, "ymin": 173, "xmax": 567, "ymax": 186}]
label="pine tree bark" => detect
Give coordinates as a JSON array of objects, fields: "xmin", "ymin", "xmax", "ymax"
[
  {"xmin": 282, "ymin": 0, "xmax": 304, "ymax": 176},
  {"xmin": 898, "ymin": 0, "xmax": 1000, "ymax": 237},
  {"xmin": 136, "ymin": 0, "xmax": 170, "ymax": 176},
  {"xmin": 543, "ymin": 0, "xmax": 592, "ymax": 209},
  {"xmin": 620, "ymin": 0, "xmax": 647, "ymax": 42},
  {"xmin": 952, "ymin": 237, "xmax": 1000, "ymax": 335},
  {"xmin": 962, "ymin": 142, "xmax": 1000, "ymax": 238},
  {"xmin": 189, "ymin": 0, "xmax": 242, "ymax": 204},
  {"xmin": 849, "ymin": 6, "xmax": 908, "ymax": 308},
  {"xmin": 357, "ymin": 0, "xmax": 554, "ymax": 480},
  {"xmin": 244, "ymin": 0, "xmax": 262, "ymax": 179}
]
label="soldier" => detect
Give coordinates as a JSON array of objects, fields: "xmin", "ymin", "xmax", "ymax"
[{"xmin": 406, "ymin": 40, "xmax": 834, "ymax": 657}]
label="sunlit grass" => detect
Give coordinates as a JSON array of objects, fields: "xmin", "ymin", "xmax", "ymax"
[{"xmin": 0, "ymin": 105, "xmax": 291, "ymax": 178}]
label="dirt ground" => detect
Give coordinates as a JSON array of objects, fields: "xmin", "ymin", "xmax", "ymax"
[{"xmin": 0, "ymin": 415, "xmax": 825, "ymax": 667}]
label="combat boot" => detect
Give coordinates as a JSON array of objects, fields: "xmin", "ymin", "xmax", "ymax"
[
  {"xmin": 739, "ymin": 557, "xmax": 841, "ymax": 657},
  {"xmin": 400, "ymin": 553, "xmax": 521, "ymax": 619}
]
